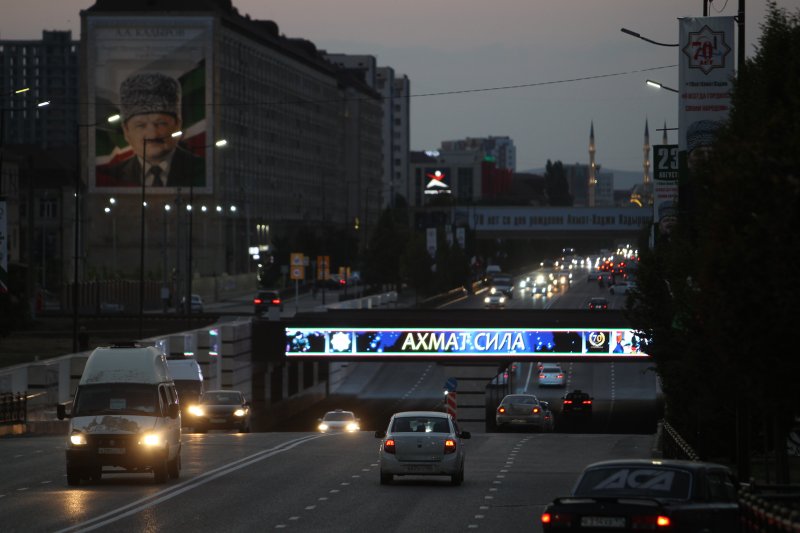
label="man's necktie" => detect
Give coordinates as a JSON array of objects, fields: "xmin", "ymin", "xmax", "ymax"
[{"xmin": 151, "ymin": 166, "xmax": 163, "ymax": 186}]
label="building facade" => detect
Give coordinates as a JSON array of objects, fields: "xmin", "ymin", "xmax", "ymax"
[
  {"xmin": 80, "ymin": 0, "xmax": 384, "ymax": 291},
  {"xmin": 441, "ymin": 136, "xmax": 516, "ymax": 172}
]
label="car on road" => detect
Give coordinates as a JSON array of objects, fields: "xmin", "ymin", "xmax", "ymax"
[
  {"xmin": 495, "ymin": 394, "xmax": 547, "ymax": 432},
  {"xmin": 538, "ymin": 364, "xmax": 565, "ymax": 387},
  {"xmin": 489, "ymin": 273, "xmax": 514, "ymax": 298},
  {"xmin": 484, "ymin": 287, "xmax": 507, "ymax": 308},
  {"xmin": 562, "ymin": 389, "xmax": 593, "ymax": 418},
  {"xmin": 254, "ymin": 290, "xmax": 283, "ymax": 315},
  {"xmin": 610, "ymin": 280, "xmax": 637, "ymax": 295},
  {"xmin": 318, "ymin": 409, "xmax": 360, "ymax": 433},
  {"xmin": 588, "ymin": 297, "xmax": 609, "ymax": 310},
  {"xmin": 541, "ymin": 459, "xmax": 740, "ymax": 532},
  {"xmin": 374, "ymin": 411, "xmax": 471, "ymax": 485},
  {"xmin": 189, "ymin": 389, "xmax": 251, "ymax": 433},
  {"xmin": 179, "ymin": 293, "xmax": 204, "ymax": 313}
]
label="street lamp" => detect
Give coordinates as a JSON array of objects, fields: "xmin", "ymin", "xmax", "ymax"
[
  {"xmin": 103, "ymin": 198, "xmax": 117, "ymax": 274},
  {"xmin": 72, "ymin": 114, "xmax": 119, "ymax": 352},
  {"xmin": 620, "ymin": 28, "xmax": 678, "ymax": 47},
  {"xmin": 646, "ymin": 80, "xmax": 679, "ymax": 94},
  {"xmin": 138, "ymin": 130, "xmax": 182, "ymax": 338},
  {"xmin": 184, "ymin": 138, "xmax": 227, "ymax": 317}
]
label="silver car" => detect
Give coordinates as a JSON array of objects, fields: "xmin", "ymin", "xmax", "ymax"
[
  {"xmin": 496, "ymin": 394, "xmax": 546, "ymax": 432},
  {"xmin": 317, "ymin": 409, "xmax": 360, "ymax": 433},
  {"xmin": 374, "ymin": 411, "xmax": 471, "ymax": 486}
]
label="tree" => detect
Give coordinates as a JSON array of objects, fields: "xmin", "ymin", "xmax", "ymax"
[
  {"xmin": 399, "ymin": 231, "xmax": 432, "ymax": 298},
  {"xmin": 630, "ymin": 2, "xmax": 800, "ymax": 481},
  {"xmin": 364, "ymin": 207, "xmax": 410, "ymax": 289}
]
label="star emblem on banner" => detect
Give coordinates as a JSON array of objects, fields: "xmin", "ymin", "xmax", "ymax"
[{"xmin": 682, "ymin": 24, "xmax": 731, "ymax": 75}]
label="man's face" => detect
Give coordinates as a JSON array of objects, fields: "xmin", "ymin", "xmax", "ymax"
[{"xmin": 122, "ymin": 113, "xmax": 182, "ymax": 163}]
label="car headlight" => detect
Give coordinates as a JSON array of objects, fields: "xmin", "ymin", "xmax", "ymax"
[
  {"xmin": 70, "ymin": 432, "xmax": 87, "ymax": 446},
  {"xmin": 140, "ymin": 433, "xmax": 162, "ymax": 447},
  {"xmin": 345, "ymin": 422, "xmax": 360, "ymax": 432},
  {"xmin": 188, "ymin": 405, "xmax": 205, "ymax": 417},
  {"xmin": 499, "ymin": 297, "xmax": 506, "ymax": 303},
  {"xmin": 484, "ymin": 297, "xmax": 490, "ymax": 304},
  {"xmin": 318, "ymin": 423, "xmax": 329, "ymax": 431},
  {"xmin": 234, "ymin": 408, "xmax": 246, "ymax": 417}
]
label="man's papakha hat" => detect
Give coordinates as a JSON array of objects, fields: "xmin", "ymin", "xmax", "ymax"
[
  {"xmin": 686, "ymin": 120, "xmax": 721, "ymax": 153},
  {"xmin": 119, "ymin": 72, "xmax": 181, "ymax": 122}
]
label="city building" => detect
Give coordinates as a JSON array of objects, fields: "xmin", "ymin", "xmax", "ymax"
[
  {"xmin": 78, "ymin": 0, "xmax": 384, "ymax": 297},
  {"xmin": 0, "ymin": 30, "xmax": 79, "ymax": 148},
  {"xmin": 441, "ymin": 136, "xmax": 516, "ymax": 172}
]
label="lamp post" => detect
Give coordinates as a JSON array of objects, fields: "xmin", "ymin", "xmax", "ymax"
[
  {"xmin": 620, "ymin": 27, "xmax": 679, "ymax": 47},
  {"xmin": 185, "ymin": 139, "xmax": 227, "ymax": 317},
  {"xmin": 646, "ymin": 80, "xmax": 679, "ymax": 94},
  {"xmin": 103, "ymin": 197, "xmax": 117, "ymax": 274},
  {"xmin": 69, "ymin": 113, "xmax": 116, "ymax": 353},
  {"xmin": 138, "ymin": 130, "xmax": 182, "ymax": 339}
]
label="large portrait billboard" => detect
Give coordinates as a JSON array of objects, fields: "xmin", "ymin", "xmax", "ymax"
[{"xmin": 87, "ymin": 17, "xmax": 214, "ymax": 194}]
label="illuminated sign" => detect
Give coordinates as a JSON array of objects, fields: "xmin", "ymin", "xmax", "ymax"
[
  {"xmin": 285, "ymin": 328, "xmax": 648, "ymax": 359},
  {"xmin": 424, "ymin": 170, "xmax": 451, "ymax": 196}
]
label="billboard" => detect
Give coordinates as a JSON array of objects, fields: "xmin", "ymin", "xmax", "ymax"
[
  {"xmin": 678, "ymin": 17, "xmax": 735, "ymax": 177},
  {"xmin": 285, "ymin": 327, "xmax": 649, "ymax": 360},
  {"xmin": 87, "ymin": 17, "xmax": 214, "ymax": 194}
]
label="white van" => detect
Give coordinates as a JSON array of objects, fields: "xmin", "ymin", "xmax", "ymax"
[
  {"xmin": 166, "ymin": 358, "xmax": 204, "ymax": 427},
  {"xmin": 57, "ymin": 343, "xmax": 182, "ymax": 486}
]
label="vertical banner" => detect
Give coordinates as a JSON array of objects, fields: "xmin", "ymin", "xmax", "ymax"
[
  {"xmin": 653, "ymin": 145, "xmax": 679, "ymax": 237},
  {"xmin": 678, "ymin": 17, "xmax": 735, "ymax": 182},
  {"xmin": 87, "ymin": 17, "xmax": 214, "ymax": 194},
  {"xmin": 0, "ymin": 200, "xmax": 7, "ymax": 293},
  {"xmin": 426, "ymin": 227, "xmax": 437, "ymax": 258}
]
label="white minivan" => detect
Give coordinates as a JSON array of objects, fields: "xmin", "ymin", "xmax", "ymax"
[
  {"xmin": 166, "ymin": 358, "xmax": 204, "ymax": 428},
  {"xmin": 57, "ymin": 343, "xmax": 182, "ymax": 486}
]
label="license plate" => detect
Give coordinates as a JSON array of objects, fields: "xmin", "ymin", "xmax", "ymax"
[
  {"xmin": 211, "ymin": 418, "xmax": 226, "ymax": 424},
  {"xmin": 511, "ymin": 419, "xmax": 528, "ymax": 424},
  {"xmin": 406, "ymin": 465, "xmax": 434, "ymax": 473},
  {"xmin": 98, "ymin": 447, "xmax": 125, "ymax": 455},
  {"xmin": 580, "ymin": 516, "xmax": 625, "ymax": 528}
]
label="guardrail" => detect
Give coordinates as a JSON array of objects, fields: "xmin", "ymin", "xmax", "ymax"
[
  {"xmin": 659, "ymin": 419, "xmax": 800, "ymax": 531},
  {"xmin": 0, "ymin": 392, "xmax": 27, "ymax": 425}
]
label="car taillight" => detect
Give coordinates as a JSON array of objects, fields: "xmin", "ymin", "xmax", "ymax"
[
  {"xmin": 630, "ymin": 514, "xmax": 671, "ymax": 529},
  {"xmin": 541, "ymin": 512, "xmax": 572, "ymax": 527},
  {"xmin": 582, "ymin": 400, "xmax": 592, "ymax": 405},
  {"xmin": 444, "ymin": 439, "xmax": 456, "ymax": 454},
  {"xmin": 497, "ymin": 406, "xmax": 506, "ymax": 414},
  {"xmin": 271, "ymin": 298, "xmax": 281, "ymax": 305},
  {"xmin": 557, "ymin": 374, "xmax": 563, "ymax": 379},
  {"xmin": 384, "ymin": 439, "xmax": 396, "ymax": 454},
  {"xmin": 532, "ymin": 407, "xmax": 540, "ymax": 414},
  {"xmin": 253, "ymin": 298, "xmax": 263, "ymax": 304},
  {"xmin": 563, "ymin": 400, "xmax": 573, "ymax": 404}
]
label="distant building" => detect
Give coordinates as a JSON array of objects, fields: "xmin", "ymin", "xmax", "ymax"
[
  {"xmin": 0, "ymin": 30, "xmax": 80, "ymax": 147},
  {"xmin": 441, "ymin": 136, "xmax": 516, "ymax": 172}
]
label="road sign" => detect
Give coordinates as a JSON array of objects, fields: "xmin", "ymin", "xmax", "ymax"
[
  {"xmin": 290, "ymin": 265, "xmax": 304, "ymax": 280},
  {"xmin": 444, "ymin": 377, "xmax": 458, "ymax": 392},
  {"xmin": 291, "ymin": 252, "xmax": 304, "ymax": 266},
  {"xmin": 446, "ymin": 391, "xmax": 457, "ymax": 420}
]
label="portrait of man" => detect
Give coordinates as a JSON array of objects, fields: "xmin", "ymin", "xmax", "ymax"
[{"xmin": 96, "ymin": 72, "xmax": 204, "ymax": 188}]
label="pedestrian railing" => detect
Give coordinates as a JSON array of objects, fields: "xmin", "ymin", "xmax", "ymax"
[
  {"xmin": 0, "ymin": 392, "xmax": 27, "ymax": 425},
  {"xmin": 659, "ymin": 419, "xmax": 800, "ymax": 532}
]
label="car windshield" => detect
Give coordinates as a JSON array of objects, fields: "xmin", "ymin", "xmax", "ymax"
[
  {"xmin": 73, "ymin": 383, "xmax": 160, "ymax": 416},
  {"xmin": 574, "ymin": 466, "xmax": 692, "ymax": 500},
  {"xmin": 201, "ymin": 392, "xmax": 242, "ymax": 405},
  {"xmin": 324, "ymin": 412, "xmax": 354, "ymax": 421},
  {"xmin": 541, "ymin": 366, "xmax": 561, "ymax": 373},
  {"xmin": 493, "ymin": 276, "xmax": 512, "ymax": 283},
  {"xmin": 591, "ymin": 298, "xmax": 607, "ymax": 304},
  {"xmin": 391, "ymin": 416, "xmax": 450, "ymax": 433},
  {"xmin": 503, "ymin": 395, "xmax": 538, "ymax": 404},
  {"xmin": 174, "ymin": 380, "xmax": 203, "ymax": 405}
]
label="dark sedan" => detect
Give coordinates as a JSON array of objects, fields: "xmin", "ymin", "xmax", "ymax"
[
  {"xmin": 541, "ymin": 458, "xmax": 739, "ymax": 532},
  {"xmin": 254, "ymin": 290, "xmax": 283, "ymax": 315},
  {"xmin": 188, "ymin": 390, "xmax": 251, "ymax": 433}
]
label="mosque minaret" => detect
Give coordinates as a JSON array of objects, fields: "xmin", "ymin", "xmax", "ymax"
[{"xmin": 588, "ymin": 121, "xmax": 597, "ymax": 207}]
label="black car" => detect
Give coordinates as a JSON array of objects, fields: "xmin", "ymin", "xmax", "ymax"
[
  {"xmin": 541, "ymin": 459, "xmax": 739, "ymax": 532},
  {"xmin": 562, "ymin": 389, "xmax": 593, "ymax": 417},
  {"xmin": 588, "ymin": 297, "xmax": 608, "ymax": 310},
  {"xmin": 189, "ymin": 390, "xmax": 252, "ymax": 433},
  {"xmin": 254, "ymin": 290, "xmax": 283, "ymax": 315}
]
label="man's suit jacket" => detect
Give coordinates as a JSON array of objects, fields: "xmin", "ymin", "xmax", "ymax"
[{"xmin": 97, "ymin": 146, "xmax": 205, "ymax": 188}]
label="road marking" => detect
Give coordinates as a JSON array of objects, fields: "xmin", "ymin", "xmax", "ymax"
[
  {"xmin": 305, "ymin": 505, "xmax": 316, "ymax": 510},
  {"xmin": 288, "ymin": 517, "xmax": 299, "ymax": 521},
  {"xmin": 53, "ymin": 434, "xmax": 323, "ymax": 533}
]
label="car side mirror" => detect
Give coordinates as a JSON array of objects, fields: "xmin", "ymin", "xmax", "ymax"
[
  {"xmin": 243, "ymin": 402, "xmax": 251, "ymax": 408},
  {"xmin": 374, "ymin": 430, "xmax": 386, "ymax": 438},
  {"xmin": 460, "ymin": 430, "xmax": 471, "ymax": 439},
  {"xmin": 56, "ymin": 403, "xmax": 69, "ymax": 420},
  {"xmin": 168, "ymin": 403, "xmax": 180, "ymax": 419}
]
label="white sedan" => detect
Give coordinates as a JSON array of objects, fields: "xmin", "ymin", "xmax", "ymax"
[
  {"xmin": 375, "ymin": 411, "xmax": 471, "ymax": 486},
  {"xmin": 538, "ymin": 365, "xmax": 566, "ymax": 387},
  {"xmin": 609, "ymin": 280, "xmax": 637, "ymax": 295}
]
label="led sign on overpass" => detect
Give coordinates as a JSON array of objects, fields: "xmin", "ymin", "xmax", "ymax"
[{"xmin": 285, "ymin": 328, "xmax": 648, "ymax": 361}]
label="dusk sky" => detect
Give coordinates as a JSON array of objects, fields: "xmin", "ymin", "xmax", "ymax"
[{"xmin": 4, "ymin": 0, "xmax": 800, "ymax": 187}]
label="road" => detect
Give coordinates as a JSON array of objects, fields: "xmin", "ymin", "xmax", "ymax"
[{"xmin": 1, "ymin": 267, "xmax": 662, "ymax": 532}]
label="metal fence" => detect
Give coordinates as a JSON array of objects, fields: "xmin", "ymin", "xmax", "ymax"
[
  {"xmin": 0, "ymin": 392, "xmax": 27, "ymax": 425},
  {"xmin": 660, "ymin": 419, "xmax": 800, "ymax": 532}
]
